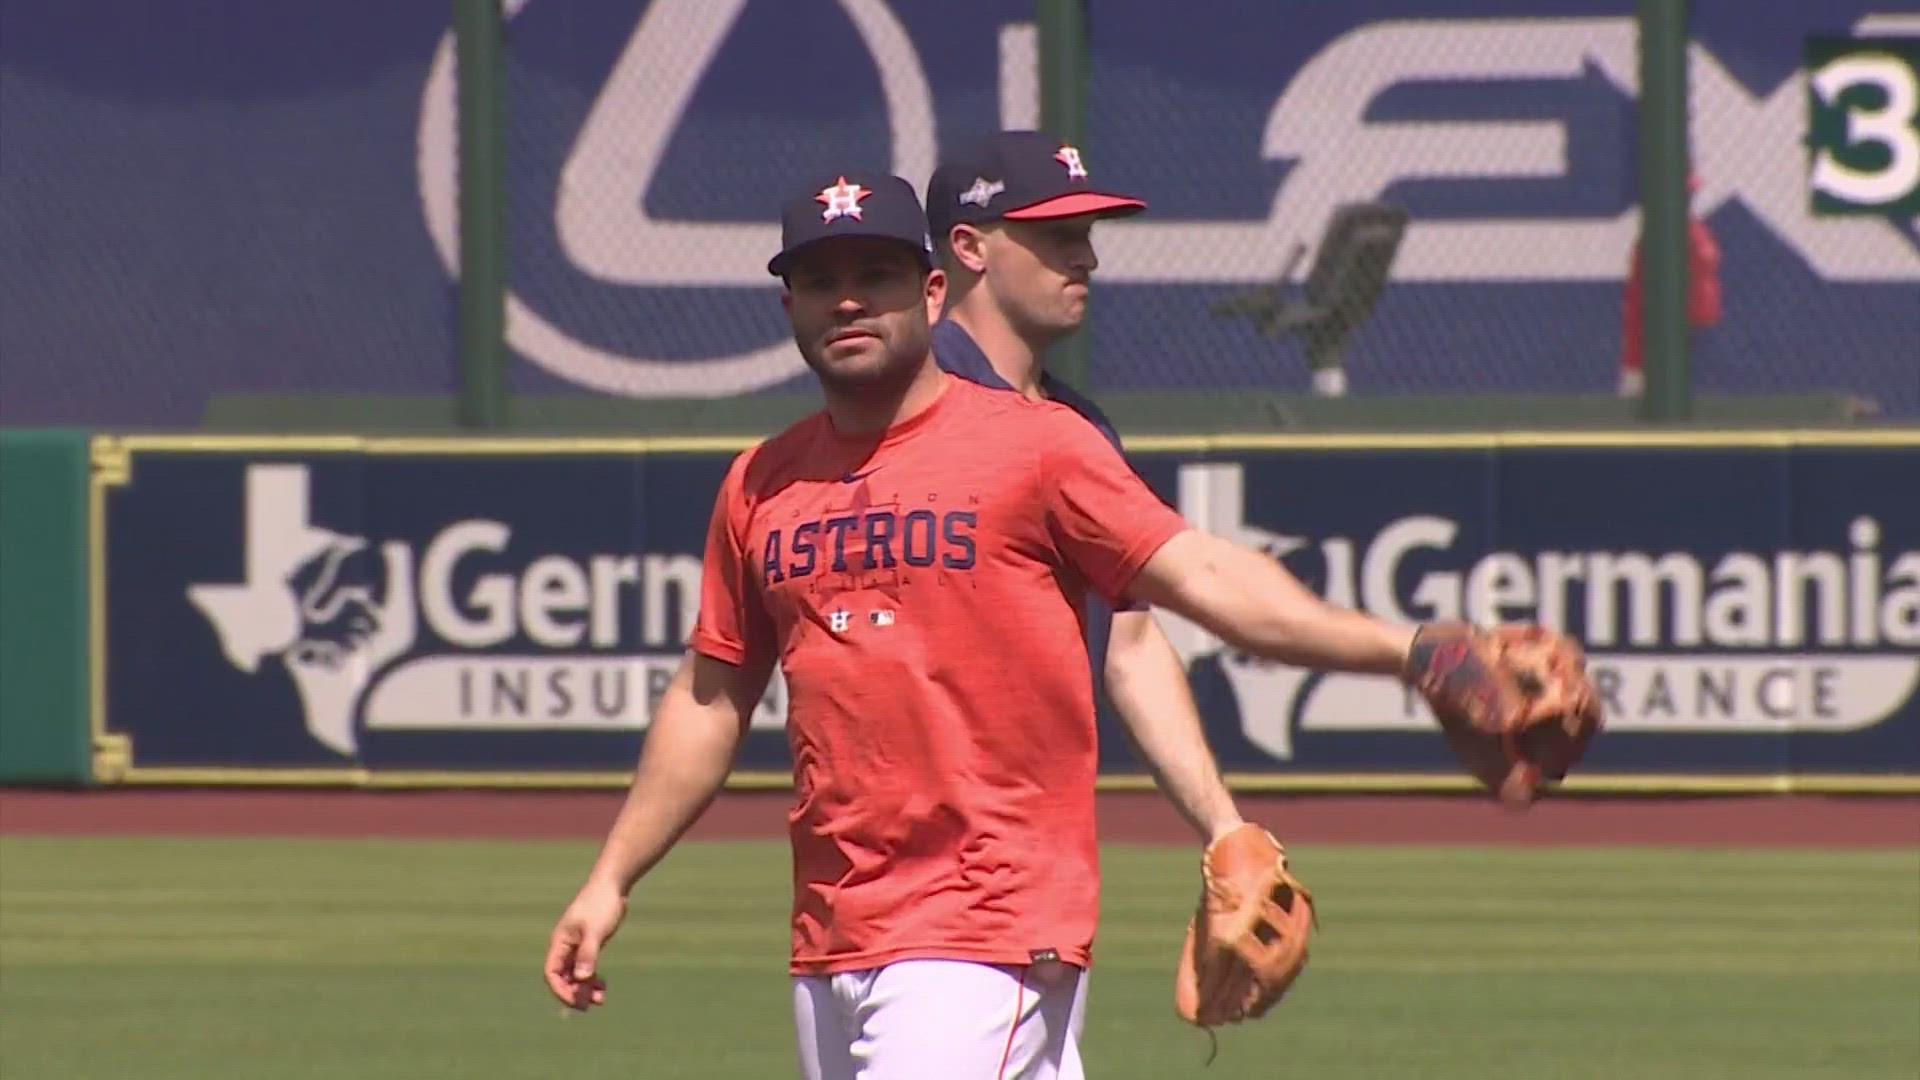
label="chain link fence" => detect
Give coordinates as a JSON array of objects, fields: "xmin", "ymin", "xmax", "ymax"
[{"xmin": 4, "ymin": 1, "xmax": 1915, "ymax": 423}]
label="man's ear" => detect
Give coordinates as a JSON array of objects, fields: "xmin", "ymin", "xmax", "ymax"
[
  {"xmin": 779, "ymin": 284, "xmax": 793, "ymax": 316},
  {"xmin": 946, "ymin": 224, "xmax": 990, "ymax": 275},
  {"xmin": 923, "ymin": 267, "xmax": 948, "ymax": 319}
]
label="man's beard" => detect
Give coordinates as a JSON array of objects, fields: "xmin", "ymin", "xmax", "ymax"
[{"xmin": 800, "ymin": 330, "xmax": 929, "ymax": 394}]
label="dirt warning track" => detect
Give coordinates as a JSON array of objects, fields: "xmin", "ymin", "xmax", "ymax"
[{"xmin": 1, "ymin": 789, "xmax": 1914, "ymax": 847}]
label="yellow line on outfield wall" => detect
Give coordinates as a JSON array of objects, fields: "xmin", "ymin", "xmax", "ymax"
[
  {"xmin": 93, "ymin": 428, "xmax": 1920, "ymax": 459},
  {"xmin": 96, "ymin": 767, "xmax": 1920, "ymax": 797}
]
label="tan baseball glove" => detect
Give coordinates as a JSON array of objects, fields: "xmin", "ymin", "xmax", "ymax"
[
  {"xmin": 1174, "ymin": 823, "xmax": 1316, "ymax": 1037},
  {"xmin": 1403, "ymin": 622, "xmax": 1605, "ymax": 806}
]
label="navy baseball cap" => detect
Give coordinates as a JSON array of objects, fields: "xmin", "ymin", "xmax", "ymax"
[
  {"xmin": 925, "ymin": 131, "xmax": 1147, "ymax": 243},
  {"xmin": 767, "ymin": 171, "xmax": 934, "ymax": 276}
]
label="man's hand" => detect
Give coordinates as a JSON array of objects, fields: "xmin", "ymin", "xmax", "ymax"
[
  {"xmin": 544, "ymin": 878, "xmax": 628, "ymax": 1011},
  {"xmin": 1174, "ymin": 824, "xmax": 1315, "ymax": 1030},
  {"xmin": 1402, "ymin": 622, "xmax": 1604, "ymax": 806}
]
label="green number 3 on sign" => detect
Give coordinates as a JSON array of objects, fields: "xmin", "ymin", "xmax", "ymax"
[{"xmin": 1806, "ymin": 37, "xmax": 1920, "ymax": 216}]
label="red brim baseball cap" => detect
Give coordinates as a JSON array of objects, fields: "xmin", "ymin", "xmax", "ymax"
[
  {"xmin": 926, "ymin": 130, "xmax": 1148, "ymax": 240},
  {"xmin": 1002, "ymin": 191, "xmax": 1148, "ymax": 220}
]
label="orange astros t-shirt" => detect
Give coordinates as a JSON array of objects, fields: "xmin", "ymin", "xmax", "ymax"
[{"xmin": 690, "ymin": 375, "xmax": 1190, "ymax": 976}]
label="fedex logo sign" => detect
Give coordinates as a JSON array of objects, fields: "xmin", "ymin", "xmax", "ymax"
[
  {"xmin": 413, "ymin": 5, "xmax": 1920, "ymax": 397},
  {"xmin": 1102, "ymin": 15, "xmax": 1920, "ymax": 284}
]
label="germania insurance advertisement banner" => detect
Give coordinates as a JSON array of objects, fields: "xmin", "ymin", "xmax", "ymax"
[{"xmin": 89, "ymin": 434, "xmax": 1919, "ymax": 790}]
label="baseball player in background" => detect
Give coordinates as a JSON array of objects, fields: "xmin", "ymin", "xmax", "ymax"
[
  {"xmin": 542, "ymin": 170, "xmax": 1598, "ymax": 1078},
  {"xmin": 924, "ymin": 132, "xmax": 1248, "ymax": 850}
]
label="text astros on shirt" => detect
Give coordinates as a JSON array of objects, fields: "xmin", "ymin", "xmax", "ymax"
[{"xmin": 690, "ymin": 377, "xmax": 1190, "ymax": 975}]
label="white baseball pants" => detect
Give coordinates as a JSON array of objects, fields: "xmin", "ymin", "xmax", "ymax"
[{"xmin": 793, "ymin": 959, "xmax": 1089, "ymax": 1079}]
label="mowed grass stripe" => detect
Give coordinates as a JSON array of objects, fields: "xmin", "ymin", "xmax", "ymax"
[{"xmin": 2, "ymin": 837, "xmax": 1915, "ymax": 1080}]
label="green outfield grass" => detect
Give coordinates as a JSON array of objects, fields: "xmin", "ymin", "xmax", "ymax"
[{"xmin": 1, "ymin": 838, "xmax": 1915, "ymax": 1079}]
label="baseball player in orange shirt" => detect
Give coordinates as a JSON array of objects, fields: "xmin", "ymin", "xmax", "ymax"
[{"xmin": 541, "ymin": 171, "xmax": 1500, "ymax": 1078}]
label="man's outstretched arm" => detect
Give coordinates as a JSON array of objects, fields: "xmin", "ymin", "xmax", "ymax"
[
  {"xmin": 1103, "ymin": 608, "xmax": 1244, "ymax": 844},
  {"xmin": 1128, "ymin": 528, "xmax": 1416, "ymax": 676}
]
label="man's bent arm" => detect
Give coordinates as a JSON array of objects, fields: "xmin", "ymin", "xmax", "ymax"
[
  {"xmin": 1129, "ymin": 529, "xmax": 1417, "ymax": 676},
  {"xmin": 1103, "ymin": 609, "xmax": 1244, "ymax": 843},
  {"xmin": 582, "ymin": 649, "xmax": 772, "ymax": 895}
]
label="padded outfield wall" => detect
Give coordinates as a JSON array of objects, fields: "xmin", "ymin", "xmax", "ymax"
[
  {"xmin": 5, "ymin": 2, "xmax": 1919, "ymax": 790},
  {"xmin": 4, "ymin": 428, "xmax": 1914, "ymax": 793}
]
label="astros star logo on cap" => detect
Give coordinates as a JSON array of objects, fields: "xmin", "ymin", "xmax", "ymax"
[
  {"xmin": 1054, "ymin": 146, "xmax": 1088, "ymax": 180},
  {"xmin": 816, "ymin": 176, "xmax": 870, "ymax": 223}
]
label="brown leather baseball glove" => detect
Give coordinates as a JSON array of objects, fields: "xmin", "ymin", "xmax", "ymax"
[
  {"xmin": 1174, "ymin": 824, "xmax": 1316, "ymax": 1037},
  {"xmin": 1403, "ymin": 622, "xmax": 1605, "ymax": 806}
]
